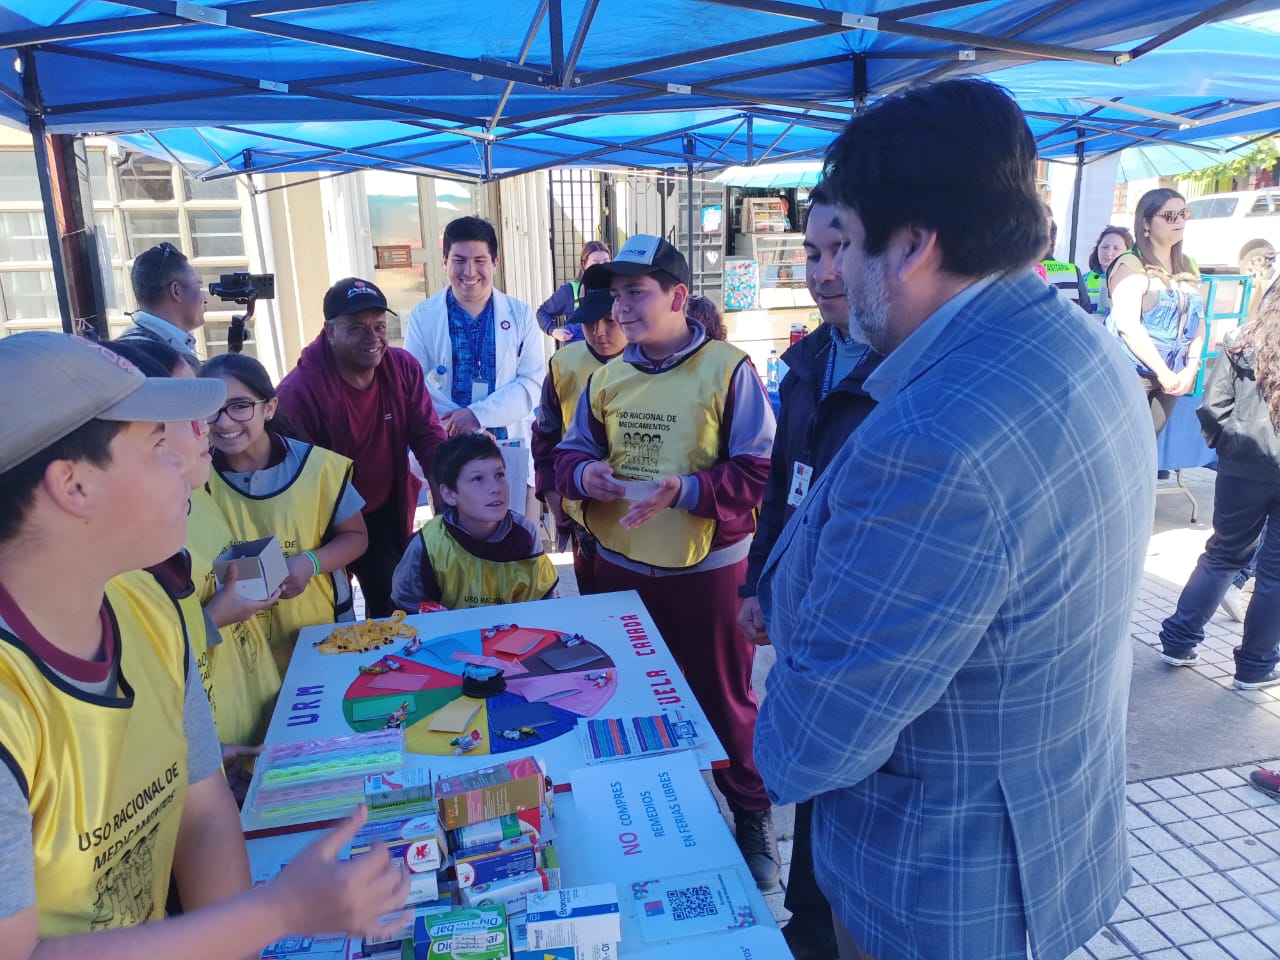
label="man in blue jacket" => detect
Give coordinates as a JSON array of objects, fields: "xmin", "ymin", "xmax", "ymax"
[
  {"xmin": 756, "ymin": 79, "xmax": 1156, "ymax": 960},
  {"xmin": 738, "ymin": 179, "xmax": 881, "ymax": 960}
]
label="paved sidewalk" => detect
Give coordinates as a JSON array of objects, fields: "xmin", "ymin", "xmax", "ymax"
[
  {"xmin": 1069, "ymin": 760, "xmax": 1280, "ymax": 960},
  {"xmin": 758, "ymin": 470, "xmax": 1280, "ymax": 957},
  {"xmin": 546, "ymin": 468, "xmax": 1280, "ymax": 956}
]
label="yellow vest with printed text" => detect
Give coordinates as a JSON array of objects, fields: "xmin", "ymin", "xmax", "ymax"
[
  {"xmin": 419, "ymin": 517, "xmax": 559, "ymax": 609},
  {"xmin": 549, "ymin": 341, "xmax": 612, "ymax": 526},
  {"xmin": 208, "ymin": 443, "xmax": 355, "ymax": 677},
  {"xmin": 0, "ymin": 571, "xmax": 190, "ymax": 937},
  {"xmin": 187, "ymin": 486, "xmax": 281, "ymax": 746},
  {"xmin": 584, "ymin": 338, "xmax": 744, "ymax": 568}
]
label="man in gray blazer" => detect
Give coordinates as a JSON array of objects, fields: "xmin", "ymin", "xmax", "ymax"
[{"xmin": 755, "ymin": 79, "xmax": 1156, "ymax": 960}]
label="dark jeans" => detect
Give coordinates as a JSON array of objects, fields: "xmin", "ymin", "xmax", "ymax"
[
  {"xmin": 1160, "ymin": 474, "xmax": 1280, "ymax": 681},
  {"xmin": 784, "ymin": 799, "xmax": 836, "ymax": 942},
  {"xmin": 1139, "ymin": 372, "xmax": 1178, "ymax": 438},
  {"xmin": 348, "ymin": 502, "xmax": 408, "ymax": 619},
  {"xmin": 1234, "ymin": 523, "xmax": 1268, "ymax": 589}
]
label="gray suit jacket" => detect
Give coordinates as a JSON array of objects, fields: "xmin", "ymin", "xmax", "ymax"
[{"xmin": 757, "ymin": 269, "xmax": 1156, "ymax": 960}]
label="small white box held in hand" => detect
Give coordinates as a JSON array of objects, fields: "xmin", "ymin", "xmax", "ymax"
[
  {"xmin": 617, "ymin": 480, "xmax": 661, "ymax": 501},
  {"xmin": 212, "ymin": 536, "xmax": 289, "ymax": 601}
]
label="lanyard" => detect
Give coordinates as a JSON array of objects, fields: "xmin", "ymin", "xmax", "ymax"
[
  {"xmin": 449, "ymin": 291, "xmax": 492, "ymax": 382},
  {"xmin": 820, "ymin": 332, "xmax": 870, "ymax": 401},
  {"xmin": 461, "ymin": 313, "xmax": 488, "ymax": 378}
]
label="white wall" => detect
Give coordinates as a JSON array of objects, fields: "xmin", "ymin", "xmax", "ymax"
[
  {"xmin": 1046, "ymin": 153, "xmax": 1122, "ymax": 269},
  {"xmin": 496, "ymin": 171, "xmax": 554, "ymax": 311},
  {"xmin": 320, "ymin": 173, "xmax": 375, "ymax": 283}
]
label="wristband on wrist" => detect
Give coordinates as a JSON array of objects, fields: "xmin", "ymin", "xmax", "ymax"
[{"xmin": 302, "ymin": 550, "xmax": 321, "ymax": 577}]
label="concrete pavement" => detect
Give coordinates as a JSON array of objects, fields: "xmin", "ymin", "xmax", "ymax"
[{"xmin": 547, "ymin": 466, "xmax": 1280, "ymax": 957}]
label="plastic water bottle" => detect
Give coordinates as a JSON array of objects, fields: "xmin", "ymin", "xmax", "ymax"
[
  {"xmin": 427, "ymin": 363, "xmax": 448, "ymax": 392},
  {"xmin": 766, "ymin": 350, "xmax": 779, "ymax": 391}
]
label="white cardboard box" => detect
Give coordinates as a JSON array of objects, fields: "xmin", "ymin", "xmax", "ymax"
[
  {"xmin": 526, "ymin": 884, "xmax": 620, "ymax": 958},
  {"xmin": 213, "ymin": 536, "xmax": 289, "ymax": 601}
]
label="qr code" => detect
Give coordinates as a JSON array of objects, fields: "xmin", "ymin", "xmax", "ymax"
[{"xmin": 667, "ymin": 884, "xmax": 717, "ymax": 922}]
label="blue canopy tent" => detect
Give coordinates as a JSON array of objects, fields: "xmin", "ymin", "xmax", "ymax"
[
  {"xmin": 3, "ymin": 0, "xmax": 1280, "ymax": 329},
  {"xmin": 5, "ymin": 0, "xmax": 1276, "ymax": 178}
]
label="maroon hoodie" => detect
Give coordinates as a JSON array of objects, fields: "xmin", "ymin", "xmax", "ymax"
[{"xmin": 276, "ymin": 333, "xmax": 445, "ymax": 546}]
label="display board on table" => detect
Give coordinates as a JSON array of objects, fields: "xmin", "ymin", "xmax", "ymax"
[
  {"xmin": 243, "ymin": 751, "xmax": 792, "ymax": 959},
  {"xmin": 243, "ymin": 591, "xmax": 726, "ymax": 835}
]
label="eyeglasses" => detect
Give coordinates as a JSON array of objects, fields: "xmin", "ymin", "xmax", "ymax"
[
  {"xmin": 206, "ymin": 398, "xmax": 267, "ymax": 425},
  {"xmin": 1156, "ymin": 208, "xmax": 1192, "ymax": 223}
]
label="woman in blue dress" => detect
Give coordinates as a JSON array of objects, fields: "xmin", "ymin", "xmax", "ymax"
[{"xmin": 1108, "ymin": 188, "xmax": 1205, "ymax": 436}]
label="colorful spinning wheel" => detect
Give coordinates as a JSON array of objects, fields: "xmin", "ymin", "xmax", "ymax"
[{"xmin": 340, "ymin": 623, "xmax": 617, "ymax": 756}]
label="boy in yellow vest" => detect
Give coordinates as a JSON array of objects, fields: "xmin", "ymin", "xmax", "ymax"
[
  {"xmin": 552, "ymin": 237, "xmax": 781, "ymax": 888},
  {"xmin": 391, "ymin": 433, "xmax": 558, "ymax": 611},
  {"xmin": 532, "ymin": 284, "xmax": 628, "ymax": 593},
  {"xmin": 0, "ymin": 333, "xmax": 409, "ymax": 955}
]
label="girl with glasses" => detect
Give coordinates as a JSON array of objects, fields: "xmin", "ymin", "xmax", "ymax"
[
  {"xmin": 200, "ymin": 353, "xmax": 369, "ymax": 678},
  {"xmin": 1107, "ymin": 188, "xmax": 1205, "ymax": 437}
]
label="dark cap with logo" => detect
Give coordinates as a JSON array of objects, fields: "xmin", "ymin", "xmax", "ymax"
[
  {"xmin": 323, "ymin": 277, "xmax": 398, "ymax": 321},
  {"xmin": 567, "ymin": 286, "xmax": 615, "ymax": 327},
  {"xmin": 582, "ymin": 235, "xmax": 691, "ymax": 288}
]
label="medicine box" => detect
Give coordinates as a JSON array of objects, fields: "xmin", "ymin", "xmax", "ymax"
[
  {"xmin": 526, "ymin": 885, "xmax": 620, "ymax": 959},
  {"xmin": 453, "ymin": 835, "xmax": 537, "ymax": 888},
  {"xmin": 508, "ymin": 916, "xmax": 576, "ymax": 960},
  {"xmin": 413, "ymin": 906, "xmax": 509, "ymax": 960},
  {"xmin": 449, "ymin": 811, "xmax": 541, "ymax": 851},
  {"xmin": 351, "ymin": 843, "xmax": 438, "ymax": 905},
  {"xmin": 435, "ymin": 756, "xmax": 547, "ymax": 831},
  {"xmin": 459, "ymin": 869, "xmax": 550, "ymax": 914},
  {"xmin": 259, "ymin": 932, "xmax": 347, "ymax": 960},
  {"xmin": 365, "ymin": 767, "xmax": 434, "ymax": 811},
  {"xmin": 352, "ymin": 811, "xmax": 443, "ymax": 871},
  {"xmin": 353, "ymin": 902, "xmax": 452, "ymax": 960},
  {"xmin": 213, "ymin": 536, "xmax": 289, "ymax": 602}
]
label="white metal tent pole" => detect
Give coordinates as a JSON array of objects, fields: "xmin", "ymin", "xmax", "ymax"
[{"xmin": 685, "ymin": 135, "xmax": 696, "ymax": 294}]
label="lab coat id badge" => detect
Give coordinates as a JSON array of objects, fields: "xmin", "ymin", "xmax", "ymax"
[{"xmin": 787, "ymin": 461, "xmax": 813, "ymax": 507}]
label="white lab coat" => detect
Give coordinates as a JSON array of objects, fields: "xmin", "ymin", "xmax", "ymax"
[{"xmin": 403, "ymin": 288, "xmax": 545, "ymax": 486}]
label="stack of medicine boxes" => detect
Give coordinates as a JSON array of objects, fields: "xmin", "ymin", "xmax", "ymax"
[{"xmin": 350, "ymin": 755, "xmax": 560, "ymax": 960}]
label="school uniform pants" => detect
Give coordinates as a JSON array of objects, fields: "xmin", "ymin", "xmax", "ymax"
[
  {"xmin": 593, "ymin": 554, "xmax": 771, "ymax": 813},
  {"xmin": 349, "ymin": 503, "xmax": 405, "ymax": 619}
]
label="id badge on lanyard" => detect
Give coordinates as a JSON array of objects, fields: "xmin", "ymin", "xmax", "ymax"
[{"xmin": 787, "ymin": 461, "xmax": 813, "ymax": 507}]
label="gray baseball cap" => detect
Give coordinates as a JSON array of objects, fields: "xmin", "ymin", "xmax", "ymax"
[{"xmin": 0, "ymin": 332, "xmax": 226, "ymax": 474}]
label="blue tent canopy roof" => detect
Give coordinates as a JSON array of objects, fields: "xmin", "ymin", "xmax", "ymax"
[{"xmin": 2, "ymin": 1, "xmax": 1280, "ymax": 178}]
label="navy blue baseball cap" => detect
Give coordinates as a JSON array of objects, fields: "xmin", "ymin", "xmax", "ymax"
[
  {"xmin": 323, "ymin": 277, "xmax": 397, "ymax": 321},
  {"xmin": 582, "ymin": 235, "xmax": 691, "ymax": 288}
]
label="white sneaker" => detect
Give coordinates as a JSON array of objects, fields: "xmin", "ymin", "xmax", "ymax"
[{"xmin": 1220, "ymin": 585, "xmax": 1246, "ymax": 622}]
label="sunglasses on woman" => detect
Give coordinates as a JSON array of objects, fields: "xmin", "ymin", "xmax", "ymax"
[{"xmin": 1155, "ymin": 208, "xmax": 1192, "ymax": 223}]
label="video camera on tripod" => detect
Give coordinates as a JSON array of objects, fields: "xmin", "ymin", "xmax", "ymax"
[{"xmin": 209, "ymin": 272, "xmax": 276, "ymax": 354}]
